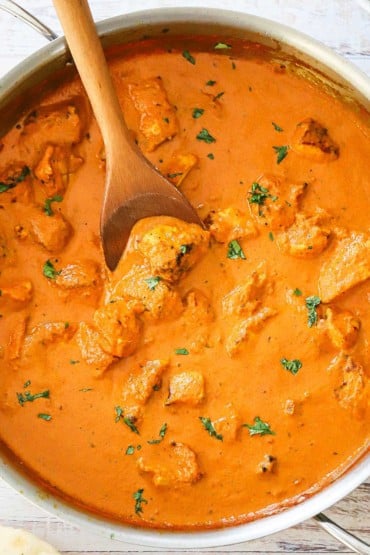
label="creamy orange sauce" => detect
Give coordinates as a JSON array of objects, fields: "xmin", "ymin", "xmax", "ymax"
[{"xmin": 0, "ymin": 37, "xmax": 369, "ymax": 530}]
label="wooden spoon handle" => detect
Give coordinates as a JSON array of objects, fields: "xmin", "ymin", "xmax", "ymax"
[{"xmin": 52, "ymin": 0, "xmax": 130, "ymax": 158}]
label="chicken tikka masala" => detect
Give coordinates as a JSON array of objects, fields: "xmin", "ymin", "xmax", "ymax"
[{"xmin": 0, "ymin": 37, "xmax": 369, "ymax": 529}]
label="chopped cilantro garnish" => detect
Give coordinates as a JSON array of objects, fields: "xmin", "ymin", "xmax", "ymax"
[
  {"xmin": 206, "ymin": 80, "xmax": 216, "ymax": 86},
  {"xmin": 167, "ymin": 172, "xmax": 183, "ymax": 179},
  {"xmin": 272, "ymin": 122, "xmax": 284, "ymax": 132},
  {"xmin": 207, "ymin": 153, "xmax": 215, "ymax": 160},
  {"xmin": 293, "ymin": 288, "xmax": 302, "ymax": 296},
  {"xmin": 69, "ymin": 359, "xmax": 80, "ymax": 365},
  {"xmin": 124, "ymin": 417, "xmax": 139, "ymax": 434},
  {"xmin": 305, "ymin": 295, "xmax": 321, "ymax": 327},
  {"xmin": 23, "ymin": 380, "xmax": 31, "ymax": 388},
  {"xmin": 269, "ymin": 231, "xmax": 274, "ymax": 241},
  {"xmin": 214, "ymin": 42, "xmax": 232, "ymax": 49},
  {"xmin": 196, "ymin": 128, "xmax": 216, "ymax": 143},
  {"xmin": 43, "ymin": 260, "xmax": 60, "ymax": 280},
  {"xmin": 133, "ymin": 488, "xmax": 148, "ymax": 515},
  {"xmin": 0, "ymin": 166, "xmax": 30, "ymax": 193},
  {"xmin": 163, "ymin": 117, "xmax": 169, "ymax": 124},
  {"xmin": 114, "ymin": 405, "xmax": 123, "ymax": 423},
  {"xmin": 147, "ymin": 422, "xmax": 168, "ymax": 444},
  {"xmin": 175, "ymin": 348, "xmax": 189, "ymax": 355},
  {"xmin": 17, "ymin": 389, "xmax": 50, "ymax": 406},
  {"xmin": 182, "ymin": 50, "xmax": 195, "ymax": 65},
  {"xmin": 192, "ymin": 107, "xmax": 204, "ymax": 119},
  {"xmin": 213, "ymin": 91, "xmax": 224, "ymax": 101},
  {"xmin": 125, "ymin": 445, "xmax": 135, "ymax": 455},
  {"xmin": 227, "ymin": 239, "xmax": 246, "ymax": 260},
  {"xmin": 248, "ymin": 182, "xmax": 272, "ymax": 206},
  {"xmin": 43, "ymin": 195, "xmax": 63, "ymax": 216},
  {"xmin": 38, "ymin": 413, "xmax": 52, "ymax": 421},
  {"xmin": 273, "ymin": 145, "xmax": 289, "ymax": 164},
  {"xmin": 179, "ymin": 244, "xmax": 190, "ymax": 254},
  {"xmin": 243, "ymin": 416, "xmax": 275, "ymax": 436},
  {"xmin": 281, "ymin": 358, "xmax": 302, "ymax": 375},
  {"xmin": 199, "ymin": 416, "xmax": 223, "ymax": 441},
  {"xmin": 144, "ymin": 276, "xmax": 162, "ymax": 290}
]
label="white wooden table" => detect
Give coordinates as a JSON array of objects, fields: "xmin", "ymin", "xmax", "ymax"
[{"xmin": 0, "ymin": 1, "xmax": 369, "ymax": 553}]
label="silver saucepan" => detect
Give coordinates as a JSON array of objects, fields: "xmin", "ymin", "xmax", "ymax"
[{"xmin": 0, "ymin": 1, "xmax": 369, "ymax": 552}]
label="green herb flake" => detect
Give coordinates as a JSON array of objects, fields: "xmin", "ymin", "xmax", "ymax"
[
  {"xmin": 23, "ymin": 380, "xmax": 31, "ymax": 388},
  {"xmin": 17, "ymin": 389, "xmax": 50, "ymax": 406},
  {"xmin": 147, "ymin": 422, "xmax": 168, "ymax": 444},
  {"xmin": 293, "ymin": 288, "xmax": 302, "ymax": 296},
  {"xmin": 180, "ymin": 244, "xmax": 190, "ymax": 254},
  {"xmin": 227, "ymin": 239, "xmax": 246, "ymax": 260},
  {"xmin": 273, "ymin": 145, "xmax": 289, "ymax": 164},
  {"xmin": 272, "ymin": 122, "xmax": 284, "ymax": 132},
  {"xmin": 213, "ymin": 91, "xmax": 224, "ymax": 101},
  {"xmin": 248, "ymin": 182, "xmax": 272, "ymax": 207},
  {"xmin": 305, "ymin": 295, "xmax": 321, "ymax": 327},
  {"xmin": 167, "ymin": 172, "xmax": 183, "ymax": 179},
  {"xmin": 125, "ymin": 445, "xmax": 135, "ymax": 455},
  {"xmin": 214, "ymin": 42, "xmax": 232, "ymax": 50},
  {"xmin": 64, "ymin": 322, "xmax": 70, "ymax": 329},
  {"xmin": 0, "ymin": 165, "xmax": 30, "ymax": 193},
  {"xmin": 182, "ymin": 49, "xmax": 195, "ymax": 65},
  {"xmin": 43, "ymin": 194, "xmax": 63, "ymax": 216},
  {"xmin": 206, "ymin": 80, "xmax": 216, "ymax": 86},
  {"xmin": 280, "ymin": 358, "xmax": 302, "ymax": 375},
  {"xmin": 207, "ymin": 153, "xmax": 215, "ymax": 160},
  {"xmin": 144, "ymin": 276, "xmax": 162, "ymax": 291},
  {"xmin": 175, "ymin": 348, "xmax": 189, "ymax": 355},
  {"xmin": 269, "ymin": 231, "xmax": 274, "ymax": 241},
  {"xmin": 38, "ymin": 413, "xmax": 52, "ymax": 421},
  {"xmin": 199, "ymin": 416, "xmax": 223, "ymax": 441},
  {"xmin": 243, "ymin": 416, "xmax": 275, "ymax": 436},
  {"xmin": 114, "ymin": 405, "xmax": 123, "ymax": 423},
  {"xmin": 124, "ymin": 416, "xmax": 139, "ymax": 435},
  {"xmin": 69, "ymin": 359, "xmax": 80, "ymax": 365},
  {"xmin": 163, "ymin": 117, "xmax": 170, "ymax": 124},
  {"xmin": 42, "ymin": 260, "xmax": 60, "ymax": 280},
  {"xmin": 196, "ymin": 128, "xmax": 216, "ymax": 144},
  {"xmin": 192, "ymin": 107, "xmax": 204, "ymax": 119},
  {"xmin": 133, "ymin": 488, "xmax": 148, "ymax": 515}
]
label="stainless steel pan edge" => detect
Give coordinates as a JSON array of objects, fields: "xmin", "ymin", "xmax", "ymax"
[{"xmin": 0, "ymin": 6, "xmax": 369, "ymax": 550}]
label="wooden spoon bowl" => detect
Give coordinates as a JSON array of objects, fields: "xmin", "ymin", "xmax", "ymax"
[{"xmin": 52, "ymin": 0, "xmax": 202, "ymax": 270}]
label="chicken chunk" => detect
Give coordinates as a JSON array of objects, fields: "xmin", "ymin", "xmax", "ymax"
[
  {"xmin": 93, "ymin": 300, "xmax": 140, "ymax": 358},
  {"xmin": 137, "ymin": 219, "xmax": 209, "ymax": 283},
  {"xmin": 137, "ymin": 442, "xmax": 202, "ymax": 487},
  {"xmin": 22, "ymin": 99, "xmax": 87, "ymax": 148},
  {"xmin": 5, "ymin": 312, "xmax": 28, "ymax": 360},
  {"xmin": 248, "ymin": 174, "xmax": 306, "ymax": 230},
  {"xmin": 34, "ymin": 144, "xmax": 84, "ymax": 197},
  {"xmin": 318, "ymin": 232, "xmax": 370, "ymax": 302},
  {"xmin": 222, "ymin": 265, "xmax": 270, "ymax": 317},
  {"xmin": 75, "ymin": 322, "xmax": 114, "ymax": 374},
  {"xmin": 205, "ymin": 207, "xmax": 258, "ymax": 243},
  {"xmin": 24, "ymin": 321, "xmax": 76, "ymax": 348},
  {"xmin": 291, "ymin": 118, "xmax": 339, "ymax": 162},
  {"xmin": 166, "ymin": 371, "xmax": 205, "ymax": 405},
  {"xmin": 121, "ymin": 359, "xmax": 169, "ymax": 421},
  {"xmin": 54, "ymin": 260, "xmax": 103, "ymax": 302},
  {"xmin": 328, "ymin": 353, "xmax": 366, "ymax": 409},
  {"xmin": 0, "ymin": 164, "xmax": 33, "ymax": 204},
  {"xmin": 128, "ymin": 77, "xmax": 178, "ymax": 151},
  {"xmin": 111, "ymin": 264, "xmax": 183, "ymax": 320},
  {"xmin": 0, "ymin": 280, "xmax": 33, "ymax": 311},
  {"xmin": 276, "ymin": 211, "xmax": 331, "ymax": 258},
  {"xmin": 322, "ymin": 307, "xmax": 361, "ymax": 350},
  {"xmin": 225, "ymin": 307, "xmax": 277, "ymax": 357},
  {"xmin": 163, "ymin": 152, "xmax": 198, "ymax": 187},
  {"xmin": 29, "ymin": 208, "xmax": 72, "ymax": 253}
]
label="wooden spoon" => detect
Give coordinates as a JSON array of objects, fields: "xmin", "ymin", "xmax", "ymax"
[{"xmin": 52, "ymin": 0, "xmax": 202, "ymax": 271}]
